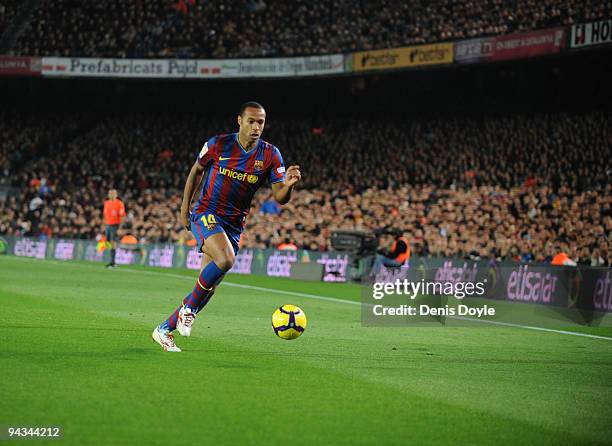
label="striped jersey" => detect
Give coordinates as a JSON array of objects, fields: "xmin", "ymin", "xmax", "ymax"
[{"xmin": 193, "ymin": 133, "xmax": 286, "ymax": 229}]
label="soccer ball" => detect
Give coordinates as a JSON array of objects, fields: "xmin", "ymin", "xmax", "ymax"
[{"xmin": 271, "ymin": 305, "xmax": 307, "ymax": 340}]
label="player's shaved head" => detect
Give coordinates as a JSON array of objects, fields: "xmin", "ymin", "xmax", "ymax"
[
  {"xmin": 239, "ymin": 101, "xmax": 265, "ymax": 116},
  {"xmin": 108, "ymin": 189, "xmax": 117, "ymax": 199}
]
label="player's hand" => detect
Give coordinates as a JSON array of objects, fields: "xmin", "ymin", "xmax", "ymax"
[
  {"xmin": 181, "ymin": 208, "xmax": 191, "ymax": 232},
  {"xmin": 285, "ymin": 165, "xmax": 301, "ymax": 188}
]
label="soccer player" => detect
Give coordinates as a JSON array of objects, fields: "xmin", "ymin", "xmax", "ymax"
[
  {"xmin": 103, "ymin": 189, "xmax": 126, "ymax": 268},
  {"xmin": 152, "ymin": 101, "xmax": 301, "ymax": 352}
]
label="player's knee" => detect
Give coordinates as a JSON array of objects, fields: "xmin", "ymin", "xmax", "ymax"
[{"xmin": 215, "ymin": 255, "xmax": 235, "ymax": 272}]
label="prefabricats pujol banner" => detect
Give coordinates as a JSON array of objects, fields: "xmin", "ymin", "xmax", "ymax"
[{"xmin": 40, "ymin": 55, "xmax": 346, "ymax": 79}]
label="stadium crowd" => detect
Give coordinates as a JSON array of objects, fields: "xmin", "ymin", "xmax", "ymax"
[
  {"xmin": 0, "ymin": 110, "xmax": 610, "ymax": 265},
  {"xmin": 0, "ymin": 0, "xmax": 21, "ymax": 41},
  {"xmin": 6, "ymin": 0, "xmax": 611, "ymax": 58}
]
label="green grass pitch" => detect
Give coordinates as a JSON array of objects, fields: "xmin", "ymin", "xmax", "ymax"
[{"xmin": 1, "ymin": 255, "xmax": 611, "ymax": 445}]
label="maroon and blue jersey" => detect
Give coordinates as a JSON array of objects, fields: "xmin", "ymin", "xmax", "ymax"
[{"xmin": 193, "ymin": 133, "xmax": 286, "ymax": 229}]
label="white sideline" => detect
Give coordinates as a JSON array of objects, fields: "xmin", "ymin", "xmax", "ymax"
[
  {"xmin": 450, "ymin": 316, "xmax": 612, "ymax": 341},
  {"xmin": 5, "ymin": 257, "xmax": 612, "ymax": 341},
  {"xmin": 117, "ymin": 267, "xmax": 359, "ymax": 306}
]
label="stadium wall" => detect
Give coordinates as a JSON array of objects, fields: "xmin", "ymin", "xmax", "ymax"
[
  {"xmin": 3, "ymin": 236, "xmax": 611, "ymax": 313},
  {"xmin": 0, "ymin": 235, "xmax": 350, "ymax": 282}
]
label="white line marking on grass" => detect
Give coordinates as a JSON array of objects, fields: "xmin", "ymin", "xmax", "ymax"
[
  {"xmin": 118, "ymin": 267, "xmax": 360, "ymax": 306},
  {"xmin": 450, "ymin": 316, "xmax": 612, "ymax": 341},
  {"xmin": 6, "ymin": 258, "xmax": 612, "ymax": 342}
]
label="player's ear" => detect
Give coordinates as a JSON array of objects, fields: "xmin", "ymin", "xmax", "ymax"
[{"xmin": 237, "ymin": 114, "xmax": 242, "ymax": 126}]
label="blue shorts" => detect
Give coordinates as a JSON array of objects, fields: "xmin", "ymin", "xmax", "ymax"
[
  {"xmin": 105, "ymin": 224, "xmax": 119, "ymax": 242},
  {"xmin": 190, "ymin": 212, "xmax": 241, "ymax": 255}
]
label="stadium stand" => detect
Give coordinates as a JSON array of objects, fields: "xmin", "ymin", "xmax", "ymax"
[
  {"xmin": 0, "ymin": 1, "xmax": 20, "ymax": 39},
  {"xmin": 7, "ymin": 0, "xmax": 612, "ymax": 58},
  {"xmin": 1, "ymin": 111, "xmax": 610, "ymax": 265}
]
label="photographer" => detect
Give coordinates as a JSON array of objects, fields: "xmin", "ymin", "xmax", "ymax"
[{"xmin": 371, "ymin": 229, "xmax": 411, "ymax": 273}]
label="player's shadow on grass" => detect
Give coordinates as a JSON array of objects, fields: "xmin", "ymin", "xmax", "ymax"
[{"xmin": 215, "ymin": 350, "xmax": 429, "ymax": 362}]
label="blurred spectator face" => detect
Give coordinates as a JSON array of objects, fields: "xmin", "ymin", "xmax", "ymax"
[{"xmin": 238, "ymin": 106, "xmax": 266, "ymax": 146}]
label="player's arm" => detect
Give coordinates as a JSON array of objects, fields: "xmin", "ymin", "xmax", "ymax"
[
  {"xmin": 102, "ymin": 201, "xmax": 109, "ymax": 232},
  {"xmin": 118, "ymin": 200, "xmax": 126, "ymax": 229},
  {"xmin": 182, "ymin": 138, "xmax": 215, "ymax": 231},
  {"xmin": 272, "ymin": 165, "xmax": 301, "ymax": 205},
  {"xmin": 180, "ymin": 161, "xmax": 205, "ymax": 231}
]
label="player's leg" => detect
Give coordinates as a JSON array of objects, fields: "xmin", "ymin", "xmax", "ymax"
[
  {"xmin": 166, "ymin": 232, "xmax": 235, "ymax": 336},
  {"xmin": 174, "ymin": 250, "xmax": 219, "ymax": 336},
  {"xmin": 109, "ymin": 240, "xmax": 116, "ymax": 266},
  {"xmin": 186, "ymin": 231, "xmax": 235, "ymax": 307},
  {"xmin": 105, "ymin": 225, "xmax": 117, "ymax": 268},
  {"xmin": 175, "ymin": 223, "xmax": 242, "ymax": 334},
  {"xmin": 193, "ymin": 248, "xmax": 220, "ymax": 313},
  {"xmin": 156, "ymin": 213, "xmax": 235, "ymax": 340},
  {"xmin": 371, "ymin": 254, "xmax": 401, "ymax": 275},
  {"xmin": 191, "ymin": 226, "xmax": 241, "ymax": 315}
]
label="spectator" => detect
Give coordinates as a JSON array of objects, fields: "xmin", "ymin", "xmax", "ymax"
[
  {"xmin": 0, "ymin": 110, "xmax": 610, "ymax": 264},
  {"xmin": 260, "ymin": 193, "xmax": 281, "ymax": 216},
  {"xmin": 277, "ymin": 238, "xmax": 298, "ymax": 251},
  {"xmin": 7, "ymin": 0, "xmax": 612, "ymax": 59}
]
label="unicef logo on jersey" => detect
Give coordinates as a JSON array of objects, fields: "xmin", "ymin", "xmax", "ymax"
[{"xmin": 218, "ymin": 166, "xmax": 259, "ymax": 184}]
